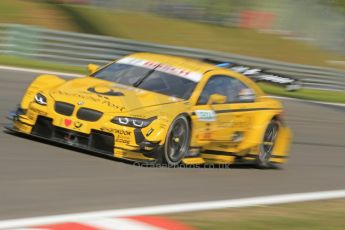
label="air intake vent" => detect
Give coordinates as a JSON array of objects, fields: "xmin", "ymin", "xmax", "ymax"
[
  {"xmin": 55, "ymin": 102, "xmax": 74, "ymax": 116},
  {"xmin": 77, "ymin": 108, "xmax": 103, "ymax": 122}
]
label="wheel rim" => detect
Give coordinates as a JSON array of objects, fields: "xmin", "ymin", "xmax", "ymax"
[
  {"xmin": 260, "ymin": 123, "xmax": 278, "ymax": 162},
  {"xmin": 166, "ymin": 119, "xmax": 189, "ymax": 163}
]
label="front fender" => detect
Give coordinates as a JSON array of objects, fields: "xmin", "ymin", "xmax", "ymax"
[
  {"xmin": 129, "ymin": 102, "xmax": 191, "ymax": 144},
  {"xmin": 20, "ymin": 75, "xmax": 66, "ymax": 109}
]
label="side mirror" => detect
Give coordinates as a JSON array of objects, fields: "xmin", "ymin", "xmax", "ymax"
[
  {"xmin": 208, "ymin": 93, "xmax": 227, "ymax": 105},
  {"xmin": 87, "ymin": 64, "xmax": 100, "ymax": 74}
]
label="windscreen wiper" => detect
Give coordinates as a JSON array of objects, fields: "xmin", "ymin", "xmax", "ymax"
[{"xmin": 132, "ymin": 64, "xmax": 160, "ymax": 87}]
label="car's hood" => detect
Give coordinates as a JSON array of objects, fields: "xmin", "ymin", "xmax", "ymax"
[{"xmin": 49, "ymin": 77, "xmax": 182, "ymax": 113}]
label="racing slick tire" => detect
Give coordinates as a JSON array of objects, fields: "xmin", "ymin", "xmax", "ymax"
[
  {"xmin": 255, "ymin": 119, "xmax": 279, "ymax": 169},
  {"xmin": 156, "ymin": 115, "xmax": 191, "ymax": 167}
]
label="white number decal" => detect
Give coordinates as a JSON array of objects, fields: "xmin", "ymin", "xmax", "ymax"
[{"xmin": 195, "ymin": 110, "xmax": 216, "ymax": 122}]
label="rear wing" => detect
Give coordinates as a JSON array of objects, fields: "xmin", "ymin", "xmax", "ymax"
[{"xmin": 204, "ymin": 59, "xmax": 302, "ymax": 91}]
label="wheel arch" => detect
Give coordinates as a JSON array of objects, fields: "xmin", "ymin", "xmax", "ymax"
[
  {"xmin": 181, "ymin": 112, "xmax": 192, "ymax": 129},
  {"xmin": 237, "ymin": 110, "xmax": 284, "ymax": 151},
  {"xmin": 161, "ymin": 113, "xmax": 191, "ymax": 166},
  {"xmin": 240, "ymin": 110, "xmax": 291, "ymax": 163}
]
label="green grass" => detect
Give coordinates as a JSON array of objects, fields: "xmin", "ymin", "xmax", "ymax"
[
  {"xmin": 58, "ymin": 5, "xmax": 345, "ymax": 70},
  {"xmin": 259, "ymin": 83, "xmax": 345, "ymax": 104},
  {"xmin": 1, "ymin": 1, "xmax": 344, "ymax": 70},
  {"xmin": 0, "ymin": 55, "xmax": 85, "ymax": 74},
  {"xmin": 167, "ymin": 199, "xmax": 345, "ymax": 230}
]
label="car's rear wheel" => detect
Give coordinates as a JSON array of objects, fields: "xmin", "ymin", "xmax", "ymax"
[
  {"xmin": 157, "ymin": 115, "xmax": 190, "ymax": 167},
  {"xmin": 255, "ymin": 120, "xmax": 279, "ymax": 169}
]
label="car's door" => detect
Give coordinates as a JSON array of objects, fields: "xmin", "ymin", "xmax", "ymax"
[{"xmin": 193, "ymin": 75, "xmax": 256, "ymax": 144}]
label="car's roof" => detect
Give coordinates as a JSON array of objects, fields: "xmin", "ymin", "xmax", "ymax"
[
  {"xmin": 121, "ymin": 53, "xmax": 262, "ymax": 92},
  {"xmin": 118, "ymin": 52, "xmax": 264, "ymax": 96},
  {"xmin": 126, "ymin": 52, "xmax": 218, "ymax": 75}
]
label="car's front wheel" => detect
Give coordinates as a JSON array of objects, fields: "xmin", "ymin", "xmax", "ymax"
[{"xmin": 157, "ymin": 115, "xmax": 190, "ymax": 167}]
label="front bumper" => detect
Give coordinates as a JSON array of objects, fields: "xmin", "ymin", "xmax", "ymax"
[
  {"xmin": 5, "ymin": 121, "xmax": 118, "ymax": 158},
  {"xmin": 6, "ymin": 109, "xmax": 158, "ymax": 162}
]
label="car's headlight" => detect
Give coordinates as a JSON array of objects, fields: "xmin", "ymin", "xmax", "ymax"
[
  {"xmin": 111, "ymin": 116, "xmax": 156, "ymax": 128},
  {"xmin": 34, "ymin": 93, "xmax": 47, "ymax": 105}
]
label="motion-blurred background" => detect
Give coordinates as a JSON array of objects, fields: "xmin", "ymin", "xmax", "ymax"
[
  {"xmin": 2, "ymin": 0, "xmax": 345, "ymax": 63},
  {"xmin": 83, "ymin": 0, "xmax": 345, "ymax": 55},
  {"xmin": 1, "ymin": 2, "xmax": 345, "ymax": 229},
  {"xmin": 0, "ymin": 0, "xmax": 344, "ymax": 102}
]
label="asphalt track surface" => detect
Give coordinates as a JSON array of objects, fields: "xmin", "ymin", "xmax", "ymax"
[{"xmin": 0, "ymin": 69, "xmax": 344, "ymax": 220}]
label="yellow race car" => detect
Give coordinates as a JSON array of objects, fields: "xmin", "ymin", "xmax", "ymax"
[{"xmin": 6, "ymin": 53, "xmax": 291, "ymax": 168}]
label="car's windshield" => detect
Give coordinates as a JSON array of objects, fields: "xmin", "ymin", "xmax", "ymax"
[
  {"xmin": 91, "ymin": 63, "xmax": 152, "ymax": 86},
  {"xmin": 92, "ymin": 63, "xmax": 197, "ymax": 99}
]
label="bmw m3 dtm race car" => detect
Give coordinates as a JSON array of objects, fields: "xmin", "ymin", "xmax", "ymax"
[{"xmin": 6, "ymin": 53, "xmax": 291, "ymax": 168}]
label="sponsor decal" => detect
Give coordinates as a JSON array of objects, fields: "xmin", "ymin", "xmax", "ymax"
[
  {"xmin": 218, "ymin": 116, "xmax": 249, "ymax": 129},
  {"xmin": 64, "ymin": 118, "xmax": 72, "ymax": 127},
  {"xmin": 117, "ymin": 57, "xmax": 160, "ymax": 69},
  {"xmin": 156, "ymin": 65, "xmax": 203, "ymax": 82},
  {"xmin": 212, "ymin": 60, "xmax": 301, "ymax": 91},
  {"xmin": 116, "ymin": 136, "xmax": 130, "ymax": 144},
  {"xmin": 216, "ymin": 121, "xmax": 234, "ymax": 128},
  {"xmin": 87, "ymin": 87, "xmax": 124, "ymax": 96},
  {"xmin": 114, "ymin": 129, "xmax": 131, "ymax": 135},
  {"xmin": 117, "ymin": 57, "xmax": 203, "ymax": 82},
  {"xmin": 74, "ymin": 121, "xmax": 83, "ymax": 129},
  {"xmin": 195, "ymin": 110, "xmax": 216, "ymax": 122},
  {"xmin": 203, "ymin": 131, "xmax": 212, "ymax": 139},
  {"xmin": 129, "ymin": 114, "xmax": 147, "ymax": 119},
  {"xmin": 113, "ymin": 130, "xmax": 131, "ymax": 144},
  {"xmin": 99, "ymin": 127, "xmax": 132, "ymax": 136},
  {"xmin": 55, "ymin": 90, "xmax": 126, "ymax": 111}
]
